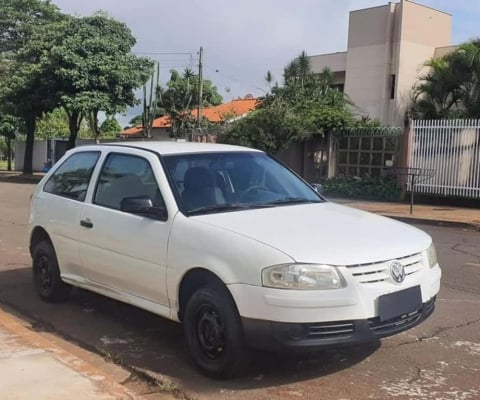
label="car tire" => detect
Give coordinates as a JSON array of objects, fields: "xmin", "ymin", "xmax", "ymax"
[
  {"xmin": 183, "ymin": 284, "xmax": 250, "ymax": 379},
  {"xmin": 32, "ymin": 240, "xmax": 71, "ymax": 302}
]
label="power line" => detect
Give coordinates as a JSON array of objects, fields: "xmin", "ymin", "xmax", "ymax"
[{"xmin": 204, "ymin": 65, "xmax": 267, "ymax": 94}]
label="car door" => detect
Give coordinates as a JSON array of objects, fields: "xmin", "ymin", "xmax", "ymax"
[
  {"xmin": 77, "ymin": 149, "xmax": 173, "ymax": 307},
  {"xmin": 38, "ymin": 150, "xmax": 101, "ymax": 278}
]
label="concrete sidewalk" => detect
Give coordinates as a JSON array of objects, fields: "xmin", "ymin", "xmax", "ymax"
[
  {"xmin": 331, "ymin": 197, "xmax": 480, "ymax": 230},
  {"xmin": 0, "ymin": 306, "xmax": 173, "ymax": 400}
]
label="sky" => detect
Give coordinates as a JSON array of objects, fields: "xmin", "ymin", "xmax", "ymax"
[{"xmin": 50, "ymin": 0, "xmax": 480, "ymax": 126}]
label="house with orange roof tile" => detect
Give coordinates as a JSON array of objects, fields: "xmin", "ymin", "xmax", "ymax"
[{"xmin": 118, "ymin": 97, "xmax": 258, "ymax": 141}]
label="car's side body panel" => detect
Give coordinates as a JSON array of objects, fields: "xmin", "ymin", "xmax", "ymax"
[{"xmin": 77, "ymin": 147, "xmax": 176, "ymax": 307}]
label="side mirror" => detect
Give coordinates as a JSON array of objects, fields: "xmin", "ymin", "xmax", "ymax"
[
  {"xmin": 120, "ymin": 196, "xmax": 167, "ymax": 220},
  {"xmin": 310, "ymin": 183, "xmax": 325, "ymax": 195}
]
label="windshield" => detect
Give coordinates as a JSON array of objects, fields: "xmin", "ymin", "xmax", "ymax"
[{"xmin": 162, "ymin": 152, "xmax": 323, "ymax": 215}]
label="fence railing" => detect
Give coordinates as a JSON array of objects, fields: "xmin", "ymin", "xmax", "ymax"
[{"xmin": 409, "ymin": 119, "xmax": 480, "ymax": 198}]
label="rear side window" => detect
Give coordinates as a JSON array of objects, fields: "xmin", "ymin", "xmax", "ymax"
[{"xmin": 44, "ymin": 151, "xmax": 100, "ymax": 201}]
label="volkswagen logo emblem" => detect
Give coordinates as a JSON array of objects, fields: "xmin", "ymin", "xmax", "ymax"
[{"xmin": 390, "ymin": 261, "xmax": 405, "ymax": 283}]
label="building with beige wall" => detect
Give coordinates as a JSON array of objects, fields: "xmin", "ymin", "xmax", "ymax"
[{"xmin": 310, "ymin": 0, "xmax": 454, "ymax": 127}]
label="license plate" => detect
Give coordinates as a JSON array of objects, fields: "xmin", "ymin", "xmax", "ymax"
[{"xmin": 378, "ymin": 286, "xmax": 422, "ymax": 322}]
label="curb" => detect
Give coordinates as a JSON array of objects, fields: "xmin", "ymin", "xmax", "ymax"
[
  {"xmin": 0, "ymin": 304, "xmax": 137, "ymax": 400},
  {"xmin": 0, "ymin": 172, "xmax": 44, "ymax": 183},
  {"xmin": 0, "ymin": 176, "xmax": 43, "ymax": 184},
  {"xmin": 381, "ymin": 214, "xmax": 480, "ymax": 231}
]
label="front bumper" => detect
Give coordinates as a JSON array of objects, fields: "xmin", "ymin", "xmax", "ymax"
[{"xmin": 242, "ymin": 296, "xmax": 436, "ymax": 352}]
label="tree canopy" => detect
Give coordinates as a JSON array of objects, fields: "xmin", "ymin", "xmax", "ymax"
[
  {"xmin": 222, "ymin": 52, "xmax": 355, "ymax": 153},
  {"xmin": 0, "ymin": 1, "xmax": 153, "ymax": 172},
  {"xmin": 412, "ymin": 39, "xmax": 480, "ymax": 119},
  {"xmin": 100, "ymin": 116, "xmax": 122, "ymax": 136},
  {"xmin": 157, "ymin": 68, "xmax": 223, "ymax": 138},
  {"xmin": 22, "ymin": 12, "xmax": 154, "ymax": 148},
  {"xmin": 0, "ymin": 0, "xmax": 62, "ymax": 55},
  {"xmin": 0, "ymin": 22, "xmax": 61, "ymax": 172}
]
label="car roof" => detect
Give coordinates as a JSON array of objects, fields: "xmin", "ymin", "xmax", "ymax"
[{"xmin": 82, "ymin": 141, "xmax": 262, "ymax": 155}]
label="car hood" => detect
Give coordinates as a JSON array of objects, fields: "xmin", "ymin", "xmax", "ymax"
[{"xmin": 192, "ymin": 202, "xmax": 431, "ymax": 265}]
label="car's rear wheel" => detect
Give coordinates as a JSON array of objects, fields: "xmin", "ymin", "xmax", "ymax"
[
  {"xmin": 183, "ymin": 284, "xmax": 250, "ymax": 378},
  {"xmin": 32, "ymin": 240, "xmax": 71, "ymax": 302}
]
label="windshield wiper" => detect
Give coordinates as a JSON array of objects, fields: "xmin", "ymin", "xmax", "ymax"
[
  {"xmin": 264, "ymin": 197, "xmax": 322, "ymax": 205},
  {"xmin": 187, "ymin": 203, "xmax": 272, "ymax": 215}
]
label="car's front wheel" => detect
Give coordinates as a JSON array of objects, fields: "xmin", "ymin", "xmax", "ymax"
[
  {"xmin": 183, "ymin": 284, "xmax": 250, "ymax": 378},
  {"xmin": 32, "ymin": 240, "xmax": 71, "ymax": 302}
]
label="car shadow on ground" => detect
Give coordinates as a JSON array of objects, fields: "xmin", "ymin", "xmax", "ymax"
[{"xmin": 0, "ymin": 267, "xmax": 379, "ymax": 392}]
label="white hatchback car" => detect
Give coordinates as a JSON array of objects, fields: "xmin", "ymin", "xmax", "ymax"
[{"xmin": 29, "ymin": 142, "xmax": 441, "ymax": 378}]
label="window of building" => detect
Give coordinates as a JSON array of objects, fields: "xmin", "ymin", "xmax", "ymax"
[{"xmin": 333, "ymin": 83, "xmax": 345, "ymax": 93}]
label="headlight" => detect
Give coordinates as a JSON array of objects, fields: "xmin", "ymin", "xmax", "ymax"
[
  {"xmin": 262, "ymin": 263, "xmax": 346, "ymax": 290},
  {"xmin": 426, "ymin": 243, "xmax": 438, "ymax": 268}
]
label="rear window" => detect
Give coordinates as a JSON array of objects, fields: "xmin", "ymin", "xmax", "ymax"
[{"xmin": 44, "ymin": 151, "xmax": 100, "ymax": 201}]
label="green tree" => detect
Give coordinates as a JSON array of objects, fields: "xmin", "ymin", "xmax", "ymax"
[
  {"xmin": 0, "ymin": 0, "xmax": 62, "ymax": 55},
  {"xmin": 0, "ymin": 114, "xmax": 18, "ymax": 171},
  {"xmin": 159, "ymin": 68, "xmax": 223, "ymax": 138},
  {"xmin": 412, "ymin": 58, "xmax": 462, "ymax": 119},
  {"xmin": 412, "ymin": 39, "xmax": 480, "ymax": 119},
  {"xmin": 221, "ymin": 52, "xmax": 354, "ymax": 153},
  {"xmin": 23, "ymin": 12, "xmax": 153, "ymax": 148},
  {"xmin": 0, "ymin": 43, "xmax": 59, "ymax": 173},
  {"xmin": 36, "ymin": 108, "xmax": 70, "ymax": 138},
  {"xmin": 264, "ymin": 70, "xmax": 275, "ymax": 93},
  {"xmin": 0, "ymin": 0, "xmax": 63, "ymax": 173},
  {"xmin": 451, "ymin": 40, "xmax": 480, "ymax": 117},
  {"xmin": 223, "ymin": 98, "xmax": 303, "ymax": 153},
  {"xmin": 100, "ymin": 116, "xmax": 121, "ymax": 136}
]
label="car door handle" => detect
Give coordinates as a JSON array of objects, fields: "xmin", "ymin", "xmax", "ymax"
[{"xmin": 80, "ymin": 219, "xmax": 94, "ymax": 228}]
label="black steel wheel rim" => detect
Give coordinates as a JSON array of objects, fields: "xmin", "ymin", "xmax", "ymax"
[
  {"xmin": 195, "ymin": 304, "xmax": 226, "ymax": 360},
  {"xmin": 37, "ymin": 255, "xmax": 52, "ymax": 290}
]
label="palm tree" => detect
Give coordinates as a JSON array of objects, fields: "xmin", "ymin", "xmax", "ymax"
[
  {"xmin": 412, "ymin": 39, "xmax": 480, "ymax": 119},
  {"xmin": 296, "ymin": 50, "xmax": 311, "ymax": 88},
  {"xmin": 452, "ymin": 40, "xmax": 480, "ymax": 117},
  {"xmin": 412, "ymin": 57, "xmax": 463, "ymax": 119},
  {"xmin": 283, "ymin": 59, "xmax": 299, "ymax": 84},
  {"xmin": 265, "ymin": 70, "xmax": 274, "ymax": 91}
]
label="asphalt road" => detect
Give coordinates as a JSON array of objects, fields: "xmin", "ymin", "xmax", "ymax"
[{"xmin": 0, "ymin": 179, "xmax": 479, "ymax": 400}]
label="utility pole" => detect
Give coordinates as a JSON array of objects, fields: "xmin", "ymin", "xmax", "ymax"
[{"xmin": 197, "ymin": 46, "xmax": 204, "ymax": 127}]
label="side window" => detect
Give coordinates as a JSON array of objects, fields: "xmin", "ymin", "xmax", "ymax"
[
  {"xmin": 44, "ymin": 151, "xmax": 100, "ymax": 201},
  {"xmin": 94, "ymin": 153, "xmax": 165, "ymax": 211}
]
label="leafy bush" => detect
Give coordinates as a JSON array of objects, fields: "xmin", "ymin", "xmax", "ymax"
[{"xmin": 324, "ymin": 175, "xmax": 402, "ymax": 201}]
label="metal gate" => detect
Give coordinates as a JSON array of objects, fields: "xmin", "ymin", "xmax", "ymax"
[{"xmin": 409, "ymin": 119, "xmax": 480, "ymax": 198}]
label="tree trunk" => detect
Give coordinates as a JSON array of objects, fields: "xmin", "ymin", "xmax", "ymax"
[
  {"xmin": 23, "ymin": 118, "xmax": 35, "ymax": 174},
  {"xmin": 67, "ymin": 111, "xmax": 81, "ymax": 150},
  {"xmin": 93, "ymin": 111, "xmax": 100, "ymax": 144},
  {"xmin": 6, "ymin": 137, "xmax": 12, "ymax": 171}
]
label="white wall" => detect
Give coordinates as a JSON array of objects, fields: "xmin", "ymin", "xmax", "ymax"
[{"xmin": 14, "ymin": 140, "xmax": 48, "ymax": 172}]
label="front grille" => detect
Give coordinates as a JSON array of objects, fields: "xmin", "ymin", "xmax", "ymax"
[
  {"xmin": 346, "ymin": 252, "xmax": 424, "ymax": 284},
  {"xmin": 306, "ymin": 322, "xmax": 355, "ymax": 339},
  {"xmin": 276, "ymin": 320, "xmax": 355, "ymax": 341}
]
